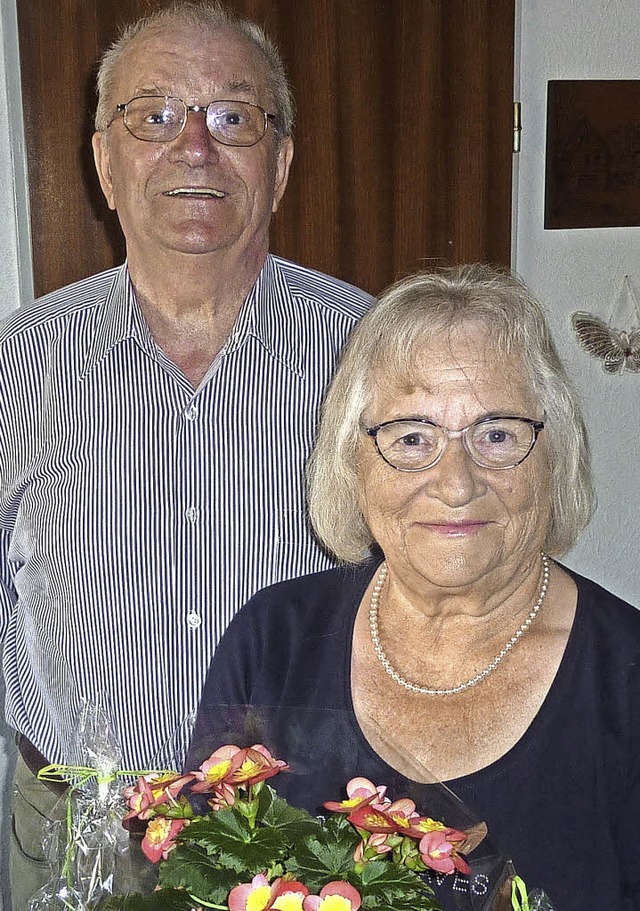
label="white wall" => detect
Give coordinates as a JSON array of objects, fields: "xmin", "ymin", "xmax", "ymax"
[
  {"xmin": 514, "ymin": 0, "xmax": 640, "ymax": 608},
  {"xmin": 0, "ymin": 1, "xmax": 30, "ymax": 905},
  {"xmin": 0, "ymin": 0, "xmax": 31, "ymax": 317}
]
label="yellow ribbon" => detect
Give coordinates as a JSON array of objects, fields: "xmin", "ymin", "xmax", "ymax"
[
  {"xmin": 37, "ymin": 763, "xmax": 174, "ymax": 886},
  {"xmin": 37, "ymin": 763, "xmax": 161, "ymax": 789},
  {"xmin": 511, "ymin": 875, "xmax": 530, "ymax": 911}
]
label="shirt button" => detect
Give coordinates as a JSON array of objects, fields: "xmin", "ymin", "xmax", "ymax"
[
  {"xmin": 186, "ymin": 612, "xmax": 202, "ymax": 629},
  {"xmin": 185, "ymin": 507, "xmax": 200, "ymax": 524},
  {"xmin": 185, "ymin": 403, "xmax": 198, "ymax": 421}
]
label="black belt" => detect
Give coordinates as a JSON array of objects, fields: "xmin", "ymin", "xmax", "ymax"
[{"xmin": 16, "ymin": 734, "xmax": 69, "ymax": 797}]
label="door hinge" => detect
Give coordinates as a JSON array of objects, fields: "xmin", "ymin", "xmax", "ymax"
[{"xmin": 513, "ymin": 102, "xmax": 522, "ymax": 153}]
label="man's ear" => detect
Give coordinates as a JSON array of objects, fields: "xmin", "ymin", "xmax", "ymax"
[
  {"xmin": 272, "ymin": 137, "xmax": 294, "ymax": 214},
  {"xmin": 92, "ymin": 131, "xmax": 117, "ymax": 211}
]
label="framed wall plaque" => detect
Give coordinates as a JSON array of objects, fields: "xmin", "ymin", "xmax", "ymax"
[{"xmin": 545, "ymin": 80, "xmax": 640, "ymax": 229}]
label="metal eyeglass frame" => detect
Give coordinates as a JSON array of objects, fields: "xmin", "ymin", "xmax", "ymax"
[
  {"xmin": 110, "ymin": 96, "xmax": 277, "ymax": 147},
  {"xmin": 365, "ymin": 415, "xmax": 545, "ymax": 472}
]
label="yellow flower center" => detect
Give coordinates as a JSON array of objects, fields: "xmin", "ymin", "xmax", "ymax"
[
  {"xmin": 416, "ymin": 817, "xmax": 447, "ymax": 833},
  {"xmin": 146, "ymin": 818, "xmax": 171, "ymax": 845},
  {"xmin": 271, "ymin": 893, "xmax": 306, "ymax": 911},
  {"xmin": 363, "ymin": 811, "xmax": 388, "ymax": 826},
  {"xmin": 236, "ymin": 757, "xmax": 263, "ymax": 780},
  {"xmin": 205, "ymin": 759, "xmax": 232, "ymax": 783},
  {"xmin": 246, "ymin": 885, "xmax": 272, "ymax": 911},
  {"xmin": 147, "ymin": 773, "xmax": 175, "ymax": 801},
  {"xmin": 319, "ymin": 897, "xmax": 352, "ymax": 911},
  {"xmin": 392, "ymin": 815, "xmax": 409, "ymax": 828},
  {"xmin": 152, "ymin": 773, "xmax": 174, "ymax": 784}
]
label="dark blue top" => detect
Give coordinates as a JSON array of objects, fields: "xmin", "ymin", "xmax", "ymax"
[{"xmin": 188, "ymin": 561, "xmax": 640, "ymax": 910}]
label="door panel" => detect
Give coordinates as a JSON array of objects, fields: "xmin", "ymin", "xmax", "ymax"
[{"xmin": 17, "ymin": 0, "xmax": 514, "ymax": 298}]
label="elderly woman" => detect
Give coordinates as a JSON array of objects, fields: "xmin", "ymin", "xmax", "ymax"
[{"xmin": 188, "ymin": 265, "xmax": 640, "ymax": 910}]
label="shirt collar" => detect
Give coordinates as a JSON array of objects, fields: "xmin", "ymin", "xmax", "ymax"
[
  {"xmin": 225, "ymin": 255, "xmax": 304, "ymax": 377},
  {"xmin": 81, "ymin": 254, "xmax": 304, "ymax": 379},
  {"xmin": 81, "ymin": 263, "xmax": 154, "ymax": 377}
]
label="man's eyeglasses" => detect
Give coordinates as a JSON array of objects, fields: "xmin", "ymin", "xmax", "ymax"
[
  {"xmin": 110, "ymin": 96, "xmax": 277, "ymax": 147},
  {"xmin": 365, "ymin": 416, "xmax": 545, "ymax": 472}
]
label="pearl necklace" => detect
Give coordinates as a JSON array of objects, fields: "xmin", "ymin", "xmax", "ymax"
[{"xmin": 369, "ymin": 554, "xmax": 550, "ymax": 696}]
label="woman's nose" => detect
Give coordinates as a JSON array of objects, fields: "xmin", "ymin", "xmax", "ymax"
[{"xmin": 426, "ymin": 437, "xmax": 485, "ymax": 506}]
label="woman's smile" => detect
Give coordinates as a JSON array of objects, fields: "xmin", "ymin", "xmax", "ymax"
[{"xmin": 418, "ymin": 519, "xmax": 489, "ymax": 537}]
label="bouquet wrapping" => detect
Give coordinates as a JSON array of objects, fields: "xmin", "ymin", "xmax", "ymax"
[
  {"xmin": 31, "ymin": 704, "xmax": 556, "ymax": 911},
  {"xmin": 27, "ymin": 700, "xmax": 156, "ymax": 910}
]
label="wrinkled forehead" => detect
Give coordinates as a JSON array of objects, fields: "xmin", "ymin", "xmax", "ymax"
[
  {"xmin": 363, "ymin": 322, "xmax": 537, "ymax": 414},
  {"xmin": 369, "ymin": 321, "xmax": 494, "ymax": 384},
  {"xmin": 111, "ymin": 20, "xmax": 271, "ymax": 104}
]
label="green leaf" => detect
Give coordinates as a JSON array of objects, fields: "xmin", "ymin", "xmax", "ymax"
[
  {"xmin": 159, "ymin": 843, "xmax": 238, "ymax": 903},
  {"xmin": 172, "ymin": 810, "xmax": 288, "ymax": 874},
  {"xmin": 216, "ymin": 826, "xmax": 287, "ymax": 872},
  {"xmin": 181, "ymin": 808, "xmax": 252, "ymax": 845},
  {"xmin": 99, "ymin": 889, "xmax": 196, "ymax": 910},
  {"xmin": 286, "ymin": 814, "xmax": 361, "ymax": 892},
  {"xmin": 260, "ymin": 791, "xmax": 322, "ymax": 842},
  {"xmin": 356, "ymin": 860, "xmax": 439, "ymax": 911}
]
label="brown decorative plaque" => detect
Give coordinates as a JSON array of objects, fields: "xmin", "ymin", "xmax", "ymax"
[{"xmin": 545, "ymin": 80, "xmax": 640, "ymax": 229}]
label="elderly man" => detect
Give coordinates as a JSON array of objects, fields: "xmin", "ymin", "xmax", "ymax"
[{"xmin": 0, "ymin": 1, "xmax": 371, "ymax": 903}]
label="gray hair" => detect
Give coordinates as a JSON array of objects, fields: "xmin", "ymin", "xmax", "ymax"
[
  {"xmin": 307, "ymin": 263, "xmax": 595, "ymax": 563},
  {"xmin": 94, "ymin": 1, "xmax": 294, "ymax": 139}
]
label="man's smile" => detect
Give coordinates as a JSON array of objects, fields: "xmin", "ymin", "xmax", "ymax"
[{"xmin": 164, "ymin": 186, "xmax": 226, "ymax": 198}]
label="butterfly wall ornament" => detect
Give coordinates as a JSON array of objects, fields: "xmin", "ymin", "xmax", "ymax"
[{"xmin": 571, "ymin": 276, "xmax": 640, "ymax": 375}]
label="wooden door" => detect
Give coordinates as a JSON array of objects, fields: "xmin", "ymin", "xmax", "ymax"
[{"xmin": 17, "ymin": 0, "xmax": 515, "ymax": 298}]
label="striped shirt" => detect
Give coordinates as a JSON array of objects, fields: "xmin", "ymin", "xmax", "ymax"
[{"xmin": 0, "ymin": 255, "xmax": 372, "ymax": 769}]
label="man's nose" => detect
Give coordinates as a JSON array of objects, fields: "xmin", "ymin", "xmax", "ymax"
[{"xmin": 169, "ymin": 109, "xmax": 220, "ymax": 163}]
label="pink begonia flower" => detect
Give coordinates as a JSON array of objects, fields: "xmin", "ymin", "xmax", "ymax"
[
  {"xmin": 353, "ymin": 831, "xmax": 393, "ymax": 863},
  {"xmin": 386, "ymin": 797, "xmax": 416, "ymax": 817},
  {"xmin": 269, "ymin": 880, "xmax": 310, "ymax": 911},
  {"xmin": 419, "ymin": 830, "xmax": 471, "ymax": 876},
  {"xmin": 347, "ymin": 805, "xmax": 398, "ymax": 835},
  {"xmin": 396, "ymin": 815, "xmax": 452, "ymax": 840},
  {"xmin": 228, "ymin": 875, "xmax": 308, "ymax": 911},
  {"xmin": 324, "ymin": 777, "xmax": 387, "ymax": 814},
  {"xmin": 190, "ymin": 744, "xmax": 245, "ymax": 794},
  {"xmin": 207, "ymin": 780, "xmax": 237, "ymax": 811},
  {"xmin": 227, "ymin": 744, "xmax": 289, "ymax": 786},
  {"xmin": 228, "ymin": 873, "xmax": 272, "ymax": 911},
  {"xmin": 123, "ymin": 772, "xmax": 193, "ymax": 821},
  {"xmin": 141, "ymin": 816, "xmax": 187, "ymax": 863},
  {"xmin": 303, "ymin": 882, "xmax": 362, "ymax": 911},
  {"xmin": 191, "ymin": 744, "xmax": 288, "ymax": 794},
  {"xmin": 382, "ymin": 799, "xmax": 423, "ymax": 836}
]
